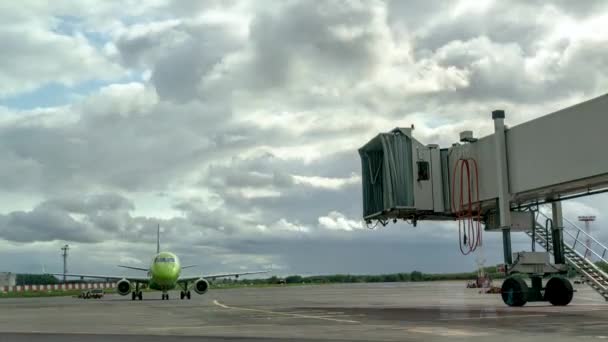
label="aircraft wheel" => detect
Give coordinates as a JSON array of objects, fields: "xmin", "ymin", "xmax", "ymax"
[
  {"xmin": 131, "ymin": 292, "xmax": 136, "ymax": 301},
  {"xmin": 501, "ymin": 276, "xmax": 528, "ymax": 307},
  {"xmin": 545, "ymin": 277, "xmax": 573, "ymax": 306},
  {"xmin": 180, "ymin": 291, "xmax": 185, "ymax": 300},
  {"xmin": 187, "ymin": 291, "xmax": 191, "ymax": 300},
  {"xmin": 138, "ymin": 291, "xmax": 143, "ymax": 301}
]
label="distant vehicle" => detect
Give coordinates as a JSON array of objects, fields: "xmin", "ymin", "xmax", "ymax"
[
  {"xmin": 79, "ymin": 289, "xmax": 104, "ymax": 299},
  {"xmin": 42, "ymin": 225, "xmax": 267, "ymax": 300},
  {"xmin": 89, "ymin": 289, "xmax": 104, "ymax": 299}
]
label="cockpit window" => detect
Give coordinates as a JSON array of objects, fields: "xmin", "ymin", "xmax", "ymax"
[{"xmin": 154, "ymin": 257, "xmax": 175, "ymax": 263}]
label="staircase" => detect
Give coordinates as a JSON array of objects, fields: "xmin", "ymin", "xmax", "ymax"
[{"xmin": 525, "ymin": 212, "xmax": 608, "ymax": 301}]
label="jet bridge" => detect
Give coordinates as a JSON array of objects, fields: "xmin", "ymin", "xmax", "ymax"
[{"xmin": 359, "ymin": 93, "xmax": 608, "ymax": 306}]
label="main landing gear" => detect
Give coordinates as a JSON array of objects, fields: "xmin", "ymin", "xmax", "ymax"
[
  {"xmin": 180, "ymin": 291, "xmax": 191, "ymax": 300},
  {"xmin": 501, "ymin": 275, "xmax": 573, "ymax": 307},
  {"xmin": 162, "ymin": 293, "xmax": 169, "ymax": 300}
]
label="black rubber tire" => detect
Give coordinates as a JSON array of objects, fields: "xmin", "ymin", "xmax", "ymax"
[
  {"xmin": 501, "ymin": 276, "xmax": 529, "ymax": 307},
  {"xmin": 131, "ymin": 292, "xmax": 136, "ymax": 301},
  {"xmin": 180, "ymin": 291, "xmax": 184, "ymax": 300},
  {"xmin": 187, "ymin": 291, "xmax": 191, "ymax": 300},
  {"xmin": 545, "ymin": 277, "xmax": 573, "ymax": 306},
  {"xmin": 138, "ymin": 292, "xmax": 143, "ymax": 301}
]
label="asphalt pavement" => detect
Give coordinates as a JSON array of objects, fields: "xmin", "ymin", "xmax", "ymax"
[{"xmin": 0, "ymin": 281, "xmax": 607, "ymax": 341}]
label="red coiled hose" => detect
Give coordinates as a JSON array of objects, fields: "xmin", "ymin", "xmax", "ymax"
[{"xmin": 451, "ymin": 158, "xmax": 482, "ymax": 255}]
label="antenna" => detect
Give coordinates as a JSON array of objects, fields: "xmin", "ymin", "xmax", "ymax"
[
  {"xmin": 157, "ymin": 224, "xmax": 160, "ymax": 254},
  {"xmin": 61, "ymin": 244, "xmax": 69, "ymax": 283}
]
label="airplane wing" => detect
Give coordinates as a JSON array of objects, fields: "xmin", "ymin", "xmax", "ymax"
[
  {"xmin": 117, "ymin": 265, "xmax": 149, "ymax": 272},
  {"xmin": 49, "ymin": 273, "xmax": 149, "ymax": 283},
  {"xmin": 178, "ymin": 270, "xmax": 268, "ymax": 282}
]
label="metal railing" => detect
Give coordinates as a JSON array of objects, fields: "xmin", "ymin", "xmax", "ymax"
[{"xmin": 538, "ymin": 211, "xmax": 608, "ymax": 265}]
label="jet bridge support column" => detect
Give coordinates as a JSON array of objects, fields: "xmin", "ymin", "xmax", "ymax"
[
  {"xmin": 551, "ymin": 200, "xmax": 566, "ymax": 265},
  {"xmin": 493, "ymin": 110, "xmax": 512, "ymax": 266}
]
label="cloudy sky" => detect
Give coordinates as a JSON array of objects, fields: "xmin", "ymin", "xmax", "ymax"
[{"xmin": 1, "ymin": 0, "xmax": 607, "ymax": 277}]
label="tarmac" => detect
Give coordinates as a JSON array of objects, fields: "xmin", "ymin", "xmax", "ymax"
[{"xmin": 0, "ymin": 281, "xmax": 607, "ymax": 341}]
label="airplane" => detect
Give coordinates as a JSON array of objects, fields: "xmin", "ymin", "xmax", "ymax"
[{"xmin": 50, "ymin": 225, "xmax": 268, "ymax": 300}]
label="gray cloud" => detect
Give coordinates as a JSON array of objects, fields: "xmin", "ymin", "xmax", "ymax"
[{"xmin": 1, "ymin": 207, "xmax": 98, "ymax": 243}]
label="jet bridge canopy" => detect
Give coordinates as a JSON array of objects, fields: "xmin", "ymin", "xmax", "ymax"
[{"xmin": 359, "ymin": 128, "xmax": 414, "ymax": 219}]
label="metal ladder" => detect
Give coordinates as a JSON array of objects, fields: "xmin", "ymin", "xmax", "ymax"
[{"xmin": 525, "ymin": 212, "xmax": 608, "ymax": 301}]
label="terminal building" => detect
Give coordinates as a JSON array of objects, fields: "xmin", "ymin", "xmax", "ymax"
[{"xmin": 0, "ymin": 272, "xmax": 17, "ymax": 288}]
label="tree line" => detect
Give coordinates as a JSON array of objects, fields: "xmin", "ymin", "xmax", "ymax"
[
  {"xmin": 238, "ymin": 266, "xmax": 505, "ymax": 285},
  {"xmin": 16, "ymin": 262, "xmax": 607, "ymax": 286}
]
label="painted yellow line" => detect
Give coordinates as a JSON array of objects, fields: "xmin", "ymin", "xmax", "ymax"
[{"xmin": 213, "ymin": 300, "xmax": 360, "ymax": 324}]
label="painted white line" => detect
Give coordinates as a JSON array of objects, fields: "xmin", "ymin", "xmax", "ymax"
[
  {"xmin": 407, "ymin": 327, "xmax": 490, "ymax": 337},
  {"xmin": 438, "ymin": 314, "xmax": 547, "ymax": 321},
  {"xmin": 213, "ymin": 300, "xmax": 230, "ymax": 309},
  {"xmin": 213, "ymin": 300, "xmax": 360, "ymax": 324}
]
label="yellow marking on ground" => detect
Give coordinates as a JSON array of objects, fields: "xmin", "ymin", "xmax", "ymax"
[{"xmin": 213, "ymin": 300, "xmax": 360, "ymax": 324}]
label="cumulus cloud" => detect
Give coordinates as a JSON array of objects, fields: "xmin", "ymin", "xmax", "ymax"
[
  {"xmin": 0, "ymin": 3, "xmax": 124, "ymax": 98},
  {"xmin": 318, "ymin": 211, "xmax": 362, "ymax": 231},
  {"xmin": 292, "ymin": 174, "xmax": 360, "ymax": 190}
]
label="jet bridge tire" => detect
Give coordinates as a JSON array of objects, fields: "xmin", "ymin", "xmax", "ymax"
[
  {"xmin": 501, "ymin": 276, "xmax": 529, "ymax": 307},
  {"xmin": 545, "ymin": 277, "xmax": 573, "ymax": 306}
]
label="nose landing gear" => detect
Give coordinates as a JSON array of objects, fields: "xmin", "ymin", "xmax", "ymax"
[{"xmin": 131, "ymin": 291, "xmax": 143, "ymax": 301}]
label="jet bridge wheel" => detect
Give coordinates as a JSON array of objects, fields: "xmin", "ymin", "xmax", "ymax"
[
  {"xmin": 501, "ymin": 276, "xmax": 529, "ymax": 307},
  {"xmin": 544, "ymin": 276, "xmax": 573, "ymax": 306}
]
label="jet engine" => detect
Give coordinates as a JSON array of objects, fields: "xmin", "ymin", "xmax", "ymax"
[
  {"xmin": 194, "ymin": 278, "xmax": 209, "ymax": 295},
  {"xmin": 116, "ymin": 279, "xmax": 131, "ymax": 296}
]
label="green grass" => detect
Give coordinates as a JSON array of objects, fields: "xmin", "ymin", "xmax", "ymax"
[{"xmin": 210, "ymin": 282, "xmax": 314, "ymax": 290}]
